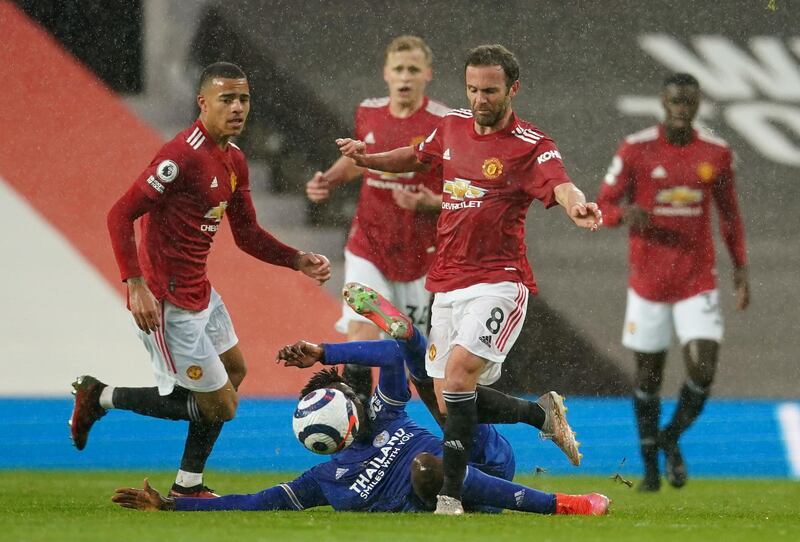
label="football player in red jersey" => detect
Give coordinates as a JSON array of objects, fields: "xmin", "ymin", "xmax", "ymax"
[
  {"xmin": 597, "ymin": 73, "xmax": 750, "ymax": 492},
  {"xmin": 304, "ymin": 36, "xmax": 450, "ymax": 405},
  {"xmin": 70, "ymin": 62, "xmax": 331, "ymax": 498},
  {"xmin": 337, "ymin": 45, "xmax": 602, "ymax": 515}
]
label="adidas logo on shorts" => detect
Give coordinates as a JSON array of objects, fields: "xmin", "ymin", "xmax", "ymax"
[{"xmin": 479, "ymin": 335, "xmax": 492, "ymax": 347}]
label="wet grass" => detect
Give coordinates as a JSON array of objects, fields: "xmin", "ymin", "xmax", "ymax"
[{"xmin": 0, "ymin": 472, "xmax": 798, "ymax": 542}]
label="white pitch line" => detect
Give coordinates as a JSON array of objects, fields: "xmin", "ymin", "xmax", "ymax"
[{"xmin": 777, "ymin": 402, "xmax": 800, "ymax": 479}]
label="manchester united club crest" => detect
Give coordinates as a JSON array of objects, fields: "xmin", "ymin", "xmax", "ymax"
[
  {"xmin": 428, "ymin": 343, "xmax": 437, "ymax": 361},
  {"xmin": 186, "ymin": 365, "xmax": 204, "ymax": 380},
  {"xmin": 482, "ymin": 157, "xmax": 503, "ymax": 180},
  {"xmin": 230, "ymin": 172, "xmax": 238, "ymax": 191},
  {"xmin": 697, "ymin": 162, "xmax": 715, "ymax": 183}
]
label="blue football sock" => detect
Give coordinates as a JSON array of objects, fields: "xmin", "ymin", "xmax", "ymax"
[
  {"xmin": 400, "ymin": 326, "xmax": 429, "ymax": 381},
  {"xmin": 461, "ymin": 466, "xmax": 556, "ymax": 514}
]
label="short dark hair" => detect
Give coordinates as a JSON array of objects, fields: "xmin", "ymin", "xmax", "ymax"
[
  {"xmin": 465, "ymin": 45, "xmax": 519, "ymax": 89},
  {"xmin": 663, "ymin": 72, "xmax": 699, "ymax": 90},
  {"xmin": 198, "ymin": 62, "xmax": 247, "ymax": 91},
  {"xmin": 299, "ymin": 368, "xmax": 347, "ymax": 400}
]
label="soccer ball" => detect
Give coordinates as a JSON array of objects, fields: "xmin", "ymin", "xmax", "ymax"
[{"xmin": 293, "ymin": 388, "xmax": 359, "ymax": 455}]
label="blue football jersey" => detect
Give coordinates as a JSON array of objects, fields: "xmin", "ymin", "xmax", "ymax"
[{"xmin": 281, "ymin": 333, "xmax": 515, "ymax": 512}]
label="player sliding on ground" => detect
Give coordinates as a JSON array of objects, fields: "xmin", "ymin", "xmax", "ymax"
[{"xmin": 113, "ymin": 320, "xmax": 607, "ymax": 514}]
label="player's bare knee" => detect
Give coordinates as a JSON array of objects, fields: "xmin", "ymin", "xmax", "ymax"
[
  {"xmin": 220, "ymin": 393, "xmax": 239, "ymax": 421},
  {"xmin": 229, "ymin": 364, "xmax": 247, "ymax": 390},
  {"xmin": 683, "ymin": 339, "xmax": 718, "ymax": 388},
  {"xmin": 411, "ymin": 452, "xmax": 443, "ymax": 504},
  {"xmin": 196, "ymin": 389, "xmax": 238, "ymax": 422}
]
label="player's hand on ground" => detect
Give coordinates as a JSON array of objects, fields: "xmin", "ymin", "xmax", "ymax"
[
  {"xmin": 569, "ymin": 201, "xmax": 603, "ymax": 231},
  {"xmin": 276, "ymin": 340, "xmax": 324, "ymax": 368},
  {"xmin": 126, "ymin": 277, "xmax": 161, "ymax": 334},
  {"xmin": 306, "ymin": 171, "xmax": 331, "ymax": 203},
  {"xmin": 336, "ymin": 138, "xmax": 367, "ymax": 166},
  {"xmin": 622, "ymin": 205, "xmax": 649, "ymax": 231},
  {"xmin": 392, "ymin": 184, "xmax": 442, "ymax": 212},
  {"xmin": 733, "ymin": 266, "xmax": 750, "ymax": 310},
  {"xmin": 296, "ymin": 252, "xmax": 331, "ymax": 285},
  {"xmin": 112, "ymin": 478, "xmax": 172, "ymax": 511}
]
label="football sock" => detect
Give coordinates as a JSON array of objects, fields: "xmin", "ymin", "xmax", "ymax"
[
  {"xmin": 475, "ymin": 385, "xmax": 546, "ymax": 429},
  {"xmin": 662, "ymin": 379, "xmax": 709, "ymax": 441},
  {"xmin": 175, "ymin": 469, "xmax": 203, "ymax": 488},
  {"xmin": 633, "ymin": 387, "xmax": 660, "ymax": 469},
  {"xmin": 440, "ymin": 390, "xmax": 477, "ymax": 500},
  {"xmin": 461, "ymin": 465, "xmax": 556, "ymax": 514},
  {"xmin": 179, "ymin": 420, "xmax": 225, "ymax": 476},
  {"xmin": 402, "ymin": 326, "xmax": 428, "ymax": 364},
  {"xmin": 98, "ymin": 386, "xmax": 115, "ymax": 409},
  {"xmin": 112, "ymin": 386, "xmax": 203, "ymax": 421}
]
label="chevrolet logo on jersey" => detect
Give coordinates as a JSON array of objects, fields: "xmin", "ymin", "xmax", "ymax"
[
  {"xmin": 204, "ymin": 201, "xmax": 228, "ymax": 222},
  {"xmin": 367, "ymin": 168, "xmax": 415, "ymax": 181},
  {"xmin": 655, "ymin": 186, "xmax": 703, "ymax": 206},
  {"xmin": 443, "ymin": 178, "xmax": 488, "ymax": 201}
]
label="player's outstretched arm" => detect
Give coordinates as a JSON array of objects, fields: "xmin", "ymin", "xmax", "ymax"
[
  {"xmin": 277, "ymin": 341, "xmax": 324, "ymax": 368},
  {"xmin": 306, "ymin": 156, "xmax": 363, "ymax": 203},
  {"xmin": 554, "ymin": 182, "xmax": 602, "ymax": 231},
  {"xmin": 112, "ymin": 478, "xmax": 174, "ymax": 511},
  {"xmin": 336, "ymin": 139, "xmax": 428, "ymax": 173}
]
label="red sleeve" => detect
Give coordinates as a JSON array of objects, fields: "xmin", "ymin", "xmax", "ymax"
[
  {"xmin": 525, "ymin": 140, "xmax": 572, "ymax": 208},
  {"xmin": 597, "ymin": 142, "xmax": 634, "ymax": 227},
  {"xmin": 713, "ymin": 150, "xmax": 747, "ymax": 268},
  {"xmin": 107, "ymin": 184, "xmax": 157, "ymax": 281},
  {"xmin": 413, "ymin": 118, "xmax": 445, "ymax": 167},
  {"xmin": 353, "ymin": 105, "xmax": 364, "ymax": 140},
  {"xmin": 227, "ymin": 165, "xmax": 300, "ymax": 269}
]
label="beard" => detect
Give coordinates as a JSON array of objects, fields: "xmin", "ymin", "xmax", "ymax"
[{"xmin": 472, "ymin": 99, "xmax": 509, "ymax": 127}]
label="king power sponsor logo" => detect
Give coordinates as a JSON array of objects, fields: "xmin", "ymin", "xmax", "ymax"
[{"xmin": 620, "ymin": 35, "xmax": 800, "ymax": 166}]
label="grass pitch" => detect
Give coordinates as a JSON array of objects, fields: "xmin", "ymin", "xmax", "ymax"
[{"xmin": 1, "ymin": 471, "xmax": 797, "ymax": 542}]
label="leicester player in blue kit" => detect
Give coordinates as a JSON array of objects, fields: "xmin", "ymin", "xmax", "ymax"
[{"xmin": 112, "ymin": 324, "xmax": 608, "ymax": 515}]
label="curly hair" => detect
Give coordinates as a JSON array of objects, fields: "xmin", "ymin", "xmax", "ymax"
[{"xmin": 298, "ymin": 368, "xmax": 347, "ymax": 400}]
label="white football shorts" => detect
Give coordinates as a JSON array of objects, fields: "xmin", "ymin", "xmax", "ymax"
[
  {"xmin": 137, "ymin": 288, "xmax": 239, "ymax": 395},
  {"xmin": 427, "ymin": 281, "xmax": 529, "ymax": 386},
  {"xmin": 622, "ymin": 288, "xmax": 723, "ymax": 353},
  {"xmin": 336, "ymin": 249, "xmax": 431, "ymax": 335}
]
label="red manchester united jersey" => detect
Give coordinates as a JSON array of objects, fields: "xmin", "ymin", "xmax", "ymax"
[
  {"xmin": 109, "ymin": 120, "xmax": 297, "ymax": 310},
  {"xmin": 347, "ymin": 96, "xmax": 450, "ymax": 281},
  {"xmin": 414, "ymin": 110, "xmax": 571, "ymax": 294},
  {"xmin": 597, "ymin": 125, "xmax": 747, "ymax": 303}
]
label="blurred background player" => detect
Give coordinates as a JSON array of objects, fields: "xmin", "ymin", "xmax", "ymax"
[
  {"xmin": 111, "ymin": 329, "xmax": 607, "ymax": 516},
  {"xmin": 70, "ymin": 62, "xmax": 331, "ymax": 498},
  {"xmin": 305, "ymin": 35, "xmax": 450, "ymax": 403},
  {"xmin": 337, "ymin": 45, "xmax": 602, "ymax": 514},
  {"xmin": 597, "ymin": 72, "xmax": 750, "ymax": 492}
]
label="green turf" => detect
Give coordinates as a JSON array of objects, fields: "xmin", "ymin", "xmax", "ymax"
[{"xmin": 1, "ymin": 471, "xmax": 798, "ymax": 542}]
